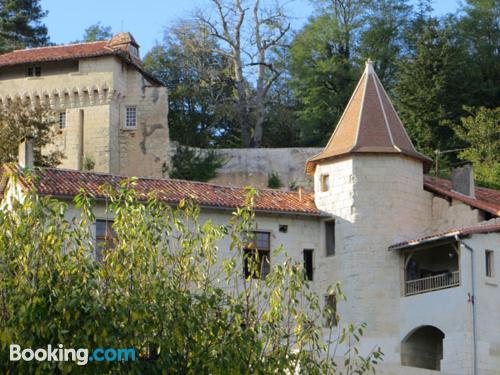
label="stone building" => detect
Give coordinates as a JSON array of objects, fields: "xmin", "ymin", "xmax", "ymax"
[
  {"xmin": 0, "ymin": 32, "xmax": 170, "ymax": 177},
  {"xmin": 2, "ymin": 62, "xmax": 500, "ymax": 374}
]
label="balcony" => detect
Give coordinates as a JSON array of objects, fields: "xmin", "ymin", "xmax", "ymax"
[
  {"xmin": 405, "ymin": 271, "xmax": 460, "ymax": 296},
  {"xmin": 403, "ymin": 241, "xmax": 460, "ymax": 297}
]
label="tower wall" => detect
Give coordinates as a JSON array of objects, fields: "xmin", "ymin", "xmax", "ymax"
[{"xmin": 314, "ymin": 154, "xmax": 433, "ymax": 362}]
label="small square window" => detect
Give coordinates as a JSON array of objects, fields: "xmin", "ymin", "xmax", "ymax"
[
  {"xmin": 486, "ymin": 250, "xmax": 494, "ymax": 278},
  {"xmin": 320, "ymin": 174, "xmax": 330, "ymax": 192},
  {"xmin": 58, "ymin": 111, "xmax": 66, "ymax": 129},
  {"xmin": 125, "ymin": 106, "xmax": 137, "ymax": 128}
]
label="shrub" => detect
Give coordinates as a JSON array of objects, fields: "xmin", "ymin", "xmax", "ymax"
[{"xmin": 0, "ymin": 177, "xmax": 382, "ymax": 374}]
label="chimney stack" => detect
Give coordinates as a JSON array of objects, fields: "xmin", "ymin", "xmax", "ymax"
[
  {"xmin": 451, "ymin": 164, "xmax": 475, "ymax": 198},
  {"xmin": 18, "ymin": 138, "xmax": 34, "ymax": 168}
]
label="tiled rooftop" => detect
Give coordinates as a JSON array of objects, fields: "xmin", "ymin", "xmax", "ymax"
[{"xmin": 0, "ymin": 165, "xmax": 325, "ymax": 216}]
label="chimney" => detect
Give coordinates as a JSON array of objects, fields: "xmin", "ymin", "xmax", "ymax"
[
  {"xmin": 18, "ymin": 138, "xmax": 34, "ymax": 168},
  {"xmin": 451, "ymin": 164, "xmax": 475, "ymax": 198}
]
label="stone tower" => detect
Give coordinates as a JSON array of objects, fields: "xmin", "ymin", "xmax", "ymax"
[
  {"xmin": 306, "ymin": 61, "xmax": 433, "ymax": 361},
  {"xmin": 0, "ymin": 32, "xmax": 170, "ymax": 178}
]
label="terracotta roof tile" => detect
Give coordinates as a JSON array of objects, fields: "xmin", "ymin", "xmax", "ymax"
[
  {"xmin": 0, "ymin": 41, "xmax": 113, "ymax": 67},
  {"xmin": 306, "ymin": 61, "xmax": 432, "ymax": 175},
  {"xmin": 424, "ymin": 176, "xmax": 500, "ymax": 216},
  {"xmin": 389, "ymin": 222, "xmax": 500, "ymax": 250},
  {"xmin": 2, "ymin": 166, "xmax": 325, "ymax": 217}
]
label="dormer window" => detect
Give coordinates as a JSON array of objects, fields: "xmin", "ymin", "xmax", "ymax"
[
  {"xmin": 129, "ymin": 45, "xmax": 139, "ymax": 58},
  {"xmin": 320, "ymin": 174, "xmax": 330, "ymax": 192}
]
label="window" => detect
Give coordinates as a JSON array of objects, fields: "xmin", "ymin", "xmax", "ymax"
[
  {"xmin": 27, "ymin": 66, "xmax": 41, "ymax": 77},
  {"xmin": 95, "ymin": 219, "xmax": 116, "ymax": 260},
  {"xmin": 320, "ymin": 174, "xmax": 330, "ymax": 192},
  {"xmin": 324, "ymin": 294, "xmax": 337, "ymax": 327},
  {"xmin": 125, "ymin": 106, "xmax": 137, "ymax": 128},
  {"xmin": 303, "ymin": 249, "xmax": 314, "ymax": 281},
  {"xmin": 58, "ymin": 111, "xmax": 66, "ymax": 129},
  {"xmin": 486, "ymin": 250, "xmax": 494, "ymax": 277},
  {"xmin": 243, "ymin": 231, "xmax": 271, "ymax": 280},
  {"xmin": 325, "ymin": 221, "xmax": 335, "ymax": 256}
]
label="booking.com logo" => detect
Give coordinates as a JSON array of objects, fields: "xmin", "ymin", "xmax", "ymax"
[{"xmin": 10, "ymin": 344, "xmax": 136, "ymax": 366}]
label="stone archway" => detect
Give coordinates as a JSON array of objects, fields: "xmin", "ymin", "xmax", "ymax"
[{"xmin": 401, "ymin": 325, "xmax": 445, "ymax": 370}]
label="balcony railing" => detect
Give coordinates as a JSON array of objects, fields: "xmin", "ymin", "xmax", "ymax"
[{"xmin": 405, "ymin": 271, "xmax": 460, "ymax": 296}]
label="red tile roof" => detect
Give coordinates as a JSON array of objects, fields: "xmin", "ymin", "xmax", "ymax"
[
  {"xmin": 306, "ymin": 61, "xmax": 432, "ymax": 175},
  {"xmin": 389, "ymin": 222, "xmax": 500, "ymax": 250},
  {"xmin": 0, "ymin": 41, "xmax": 112, "ymax": 67},
  {"xmin": 424, "ymin": 176, "xmax": 500, "ymax": 216},
  {"xmin": 0, "ymin": 33, "xmax": 162, "ymax": 85},
  {"xmin": 1, "ymin": 165, "xmax": 325, "ymax": 217}
]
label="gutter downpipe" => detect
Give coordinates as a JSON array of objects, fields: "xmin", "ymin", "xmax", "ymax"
[{"xmin": 456, "ymin": 234, "xmax": 478, "ymax": 375}]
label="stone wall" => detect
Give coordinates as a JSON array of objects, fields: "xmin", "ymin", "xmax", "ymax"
[{"xmin": 169, "ymin": 145, "xmax": 322, "ymax": 190}]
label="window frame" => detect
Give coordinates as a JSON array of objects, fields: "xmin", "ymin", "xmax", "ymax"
[
  {"xmin": 325, "ymin": 220, "xmax": 336, "ymax": 257},
  {"xmin": 125, "ymin": 106, "xmax": 137, "ymax": 129},
  {"xmin": 320, "ymin": 174, "xmax": 330, "ymax": 192},
  {"xmin": 486, "ymin": 250, "xmax": 494, "ymax": 278},
  {"xmin": 58, "ymin": 111, "xmax": 66, "ymax": 129},
  {"xmin": 95, "ymin": 219, "xmax": 116, "ymax": 260},
  {"xmin": 324, "ymin": 294, "xmax": 338, "ymax": 327},
  {"xmin": 303, "ymin": 249, "xmax": 314, "ymax": 281},
  {"xmin": 243, "ymin": 231, "xmax": 271, "ymax": 280}
]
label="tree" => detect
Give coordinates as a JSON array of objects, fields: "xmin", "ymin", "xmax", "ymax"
[
  {"xmin": 81, "ymin": 22, "xmax": 112, "ymax": 42},
  {"xmin": 457, "ymin": 0, "xmax": 500, "ymax": 108},
  {"xmin": 393, "ymin": 17, "xmax": 469, "ymax": 159},
  {"xmin": 358, "ymin": 0, "xmax": 412, "ymax": 88},
  {"xmin": 289, "ymin": 0, "xmax": 368, "ymax": 145},
  {"xmin": 451, "ymin": 106, "xmax": 500, "ymax": 189},
  {"xmin": 0, "ymin": 99, "xmax": 63, "ymax": 167},
  {"xmin": 168, "ymin": 145, "xmax": 225, "ymax": 181},
  {"xmin": 0, "ymin": 0, "xmax": 49, "ymax": 53},
  {"xmin": 196, "ymin": 0, "xmax": 292, "ymax": 147},
  {"xmin": 0, "ymin": 179, "xmax": 383, "ymax": 373},
  {"xmin": 144, "ymin": 21, "xmax": 238, "ymax": 147}
]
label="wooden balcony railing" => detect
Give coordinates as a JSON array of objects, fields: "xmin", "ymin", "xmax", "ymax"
[{"xmin": 405, "ymin": 271, "xmax": 460, "ymax": 296}]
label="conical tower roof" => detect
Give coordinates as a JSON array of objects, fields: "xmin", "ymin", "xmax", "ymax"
[{"xmin": 305, "ymin": 60, "xmax": 432, "ymax": 175}]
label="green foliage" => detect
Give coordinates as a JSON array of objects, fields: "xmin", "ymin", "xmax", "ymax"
[
  {"xmin": 0, "ymin": 179, "xmax": 383, "ymax": 374},
  {"xmin": 168, "ymin": 145, "xmax": 225, "ymax": 182},
  {"xmin": 267, "ymin": 171, "xmax": 283, "ymax": 189},
  {"xmin": 143, "ymin": 22, "xmax": 239, "ymax": 148},
  {"xmin": 450, "ymin": 106, "xmax": 500, "ymax": 189},
  {"xmin": 394, "ymin": 17, "xmax": 469, "ymax": 157},
  {"xmin": 0, "ymin": 0, "xmax": 49, "ymax": 53},
  {"xmin": 83, "ymin": 156, "xmax": 95, "ymax": 171},
  {"xmin": 81, "ymin": 22, "xmax": 112, "ymax": 42},
  {"xmin": 0, "ymin": 98, "xmax": 63, "ymax": 167},
  {"xmin": 289, "ymin": 13, "xmax": 359, "ymax": 146},
  {"xmin": 358, "ymin": 0, "xmax": 412, "ymax": 89}
]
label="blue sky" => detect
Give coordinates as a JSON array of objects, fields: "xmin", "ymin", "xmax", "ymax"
[{"xmin": 42, "ymin": 0, "xmax": 462, "ymax": 56}]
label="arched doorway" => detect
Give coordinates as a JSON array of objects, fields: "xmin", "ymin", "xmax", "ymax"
[{"xmin": 401, "ymin": 325, "xmax": 445, "ymax": 370}]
